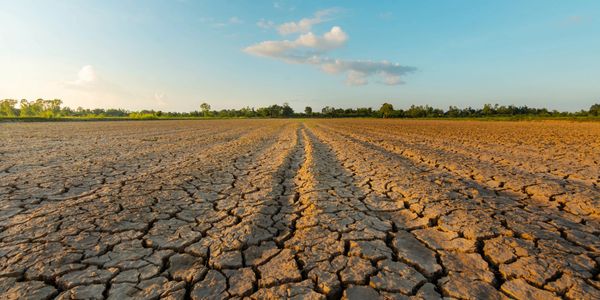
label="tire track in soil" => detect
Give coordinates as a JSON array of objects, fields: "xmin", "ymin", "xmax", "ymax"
[
  {"xmin": 273, "ymin": 125, "xmax": 439, "ymax": 299},
  {"xmin": 188, "ymin": 122, "xmax": 308, "ymax": 298}
]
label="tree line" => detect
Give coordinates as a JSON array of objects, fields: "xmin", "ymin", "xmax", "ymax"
[{"xmin": 1, "ymin": 99, "xmax": 599, "ymax": 119}]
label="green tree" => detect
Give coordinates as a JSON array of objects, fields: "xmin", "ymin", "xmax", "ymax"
[
  {"xmin": 282, "ymin": 102, "xmax": 294, "ymax": 117},
  {"xmin": 32, "ymin": 99, "xmax": 46, "ymax": 116},
  {"xmin": 19, "ymin": 100, "xmax": 33, "ymax": 117},
  {"xmin": 406, "ymin": 105, "xmax": 426, "ymax": 118},
  {"xmin": 256, "ymin": 107, "xmax": 270, "ymax": 117},
  {"xmin": 482, "ymin": 103, "xmax": 494, "ymax": 116},
  {"xmin": 589, "ymin": 103, "xmax": 600, "ymax": 116},
  {"xmin": 200, "ymin": 102, "xmax": 211, "ymax": 117},
  {"xmin": 321, "ymin": 106, "xmax": 335, "ymax": 117},
  {"xmin": 267, "ymin": 104, "xmax": 283, "ymax": 117},
  {"xmin": 304, "ymin": 106, "xmax": 313, "ymax": 116},
  {"xmin": 39, "ymin": 99, "xmax": 62, "ymax": 118},
  {"xmin": 240, "ymin": 106, "xmax": 255, "ymax": 118},
  {"xmin": 379, "ymin": 103, "xmax": 394, "ymax": 118},
  {"xmin": 0, "ymin": 99, "xmax": 18, "ymax": 117},
  {"xmin": 446, "ymin": 106, "xmax": 460, "ymax": 118},
  {"xmin": 49, "ymin": 99, "xmax": 62, "ymax": 116}
]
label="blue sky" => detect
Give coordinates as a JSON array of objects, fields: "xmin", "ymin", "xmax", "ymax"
[{"xmin": 1, "ymin": 0, "xmax": 599, "ymax": 112}]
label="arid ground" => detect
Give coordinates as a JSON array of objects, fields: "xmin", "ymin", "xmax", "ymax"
[{"xmin": 0, "ymin": 119, "xmax": 599, "ymax": 300}]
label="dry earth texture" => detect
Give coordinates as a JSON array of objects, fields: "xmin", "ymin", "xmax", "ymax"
[{"xmin": 0, "ymin": 119, "xmax": 599, "ymax": 300}]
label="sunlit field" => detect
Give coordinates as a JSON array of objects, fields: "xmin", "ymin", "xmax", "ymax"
[{"xmin": 1, "ymin": 119, "xmax": 598, "ymax": 299}]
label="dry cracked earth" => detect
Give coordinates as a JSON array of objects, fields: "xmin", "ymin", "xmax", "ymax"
[{"xmin": 0, "ymin": 119, "xmax": 599, "ymax": 300}]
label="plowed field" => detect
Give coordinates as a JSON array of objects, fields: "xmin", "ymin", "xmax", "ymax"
[{"xmin": 1, "ymin": 119, "xmax": 599, "ymax": 299}]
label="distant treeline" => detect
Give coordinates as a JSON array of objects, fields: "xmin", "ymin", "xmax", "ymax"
[{"xmin": 1, "ymin": 99, "xmax": 599, "ymax": 120}]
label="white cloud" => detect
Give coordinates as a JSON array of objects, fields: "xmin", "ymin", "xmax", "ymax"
[
  {"xmin": 244, "ymin": 14, "xmax": 416, "ymax": 86},
  {"xmin": 244, "ymin": 26, "xmax": 347, "ymax": 58},
  {"xmin": 346, "ymin": 70, "xmax": 367, "ymax": 86},
  {"xmin": 64, "ymin": 65, "xmax": 102, "ymax": 89},
  {"xmin": 317, "ymin": 58, "xmax": 415, "ymax": 86},
  {"xmin": 60, "ymin": 65, "xmax": 131, "ymax": 107},
  {"xmin": 381, "ymin": 73, "xmax": 402, "ymax": 85},
  {"xmin": 296, "ymin": 26, "xmax": 348, "ymax": 50},
  {"xmin": 68, "ymin": 65, "xmax": 97, "ymax": 86},
  {"xmin": 277, "ymin": 8, "xmax": 338, "ymax": 35}
]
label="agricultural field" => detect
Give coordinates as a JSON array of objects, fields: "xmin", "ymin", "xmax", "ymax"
[{"xmin": 0, "ymin": 119, "xmax": 599, "ymax": 299}]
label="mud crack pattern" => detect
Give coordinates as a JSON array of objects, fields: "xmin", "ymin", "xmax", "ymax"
[{"xmin": 0, "ymin": 119, "xmax": 599, "ymax": 299}]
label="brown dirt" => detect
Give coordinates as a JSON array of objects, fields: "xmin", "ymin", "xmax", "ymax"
[{"xmin": 0, "ymin": 119, "xmax": 598, "ymax": 299}]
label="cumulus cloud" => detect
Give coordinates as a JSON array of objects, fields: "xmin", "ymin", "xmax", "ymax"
[
  {"xmin": 67, "ymin": 65, "xmax": 98, "ymax": 86},
  {"xmin": 63, "ymin": 65, "xmax": 104, "ymax": 90},
  {"xmin": 244, "ymin": 11, "xmax": 417, "ymax": 86},
  {"xmin": 245, "ymin": 26, "xmax": 347, "ymax": 58},
  {"xmin": 277, "ymin": 8, "xmax": 338, "ymax": 35}
]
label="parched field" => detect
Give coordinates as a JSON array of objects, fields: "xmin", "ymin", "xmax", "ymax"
[{"xmin": 0, "ymin": 119, "xmax": 599, "ymax": 300}]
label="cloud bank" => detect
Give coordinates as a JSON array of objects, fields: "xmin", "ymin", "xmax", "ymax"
[{"xmin": 246, "ymin": 9, "xmax": 416, "ymax": 86}]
